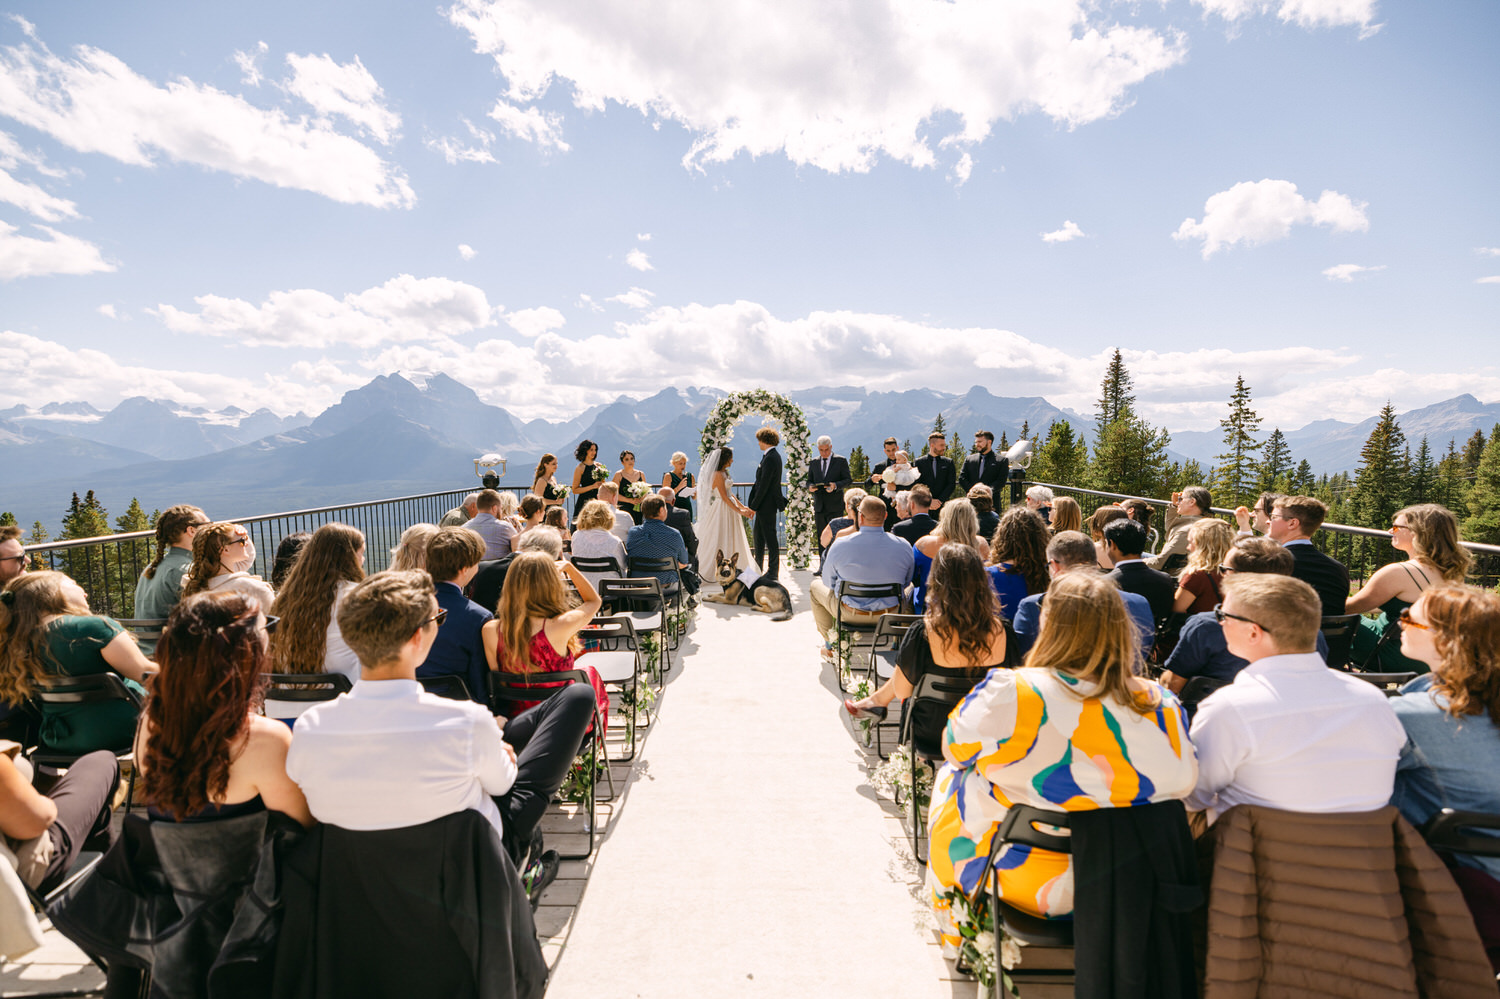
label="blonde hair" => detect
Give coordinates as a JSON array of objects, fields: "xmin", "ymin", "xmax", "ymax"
[
  {"xmin": 1049, "ymin": 496, "xmax": 1082, "ymax": 535},
  {"xmin": 1422, "ymin": 585, "xmax": 1500, "ymax": 725},
  {"xmin": 496, "ymin": 551, "xmax": 576, "ymax": 674},
  {"xmin": 495, "ymin": 491, "xmax": 520, "ymax": 518},
  {"xmin": 577, "ymin": 500, "xmax": 616, "ymax": 532},
  {"xmin": 1026, "ymin": 573, "xmax": 1149, "ymax": 715},
  {"xmin": 1397, "ymin": 504, "xmax": 1472, "ymax": 582},
  {"xmin": 0, "ymin": 571, "xmax": 92, "ymax": 703},
  {"xmin": 1185, "ymin": 518, "xmax": 1235, "ymax": 574},
  {"xmin": 1221, "ymin": 573, "xmax": 1320, "ymax": 651},
  {"xmin": 843, "ymin": 487, "xmax": 868, "ymax": 517},
  {"xmin": 935, "ymin": 498, "xmax": 981, "ymax": 552},
  {"xmin": 390, "ymin": 523, "xmax": 439, "ymax": 571}
]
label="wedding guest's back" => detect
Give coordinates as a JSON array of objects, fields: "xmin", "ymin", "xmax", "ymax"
[
  {"xmin": 268, "ymin": 523, "xmax": 367, "ymax": 710},
  {"xmin": 133, "ymin": 504, "xmax": 208, "ymax": 647},
  {"xmin": 1267, "ymin": 494, "xmax": 1350, "ymax": 616},
  {"xmin": 1089, "ymin": 504, "xmax": 1128, "ymax": 569},
  {"xmin": 390, "ymin": 523, "xmax": 439, "ymax": 571},
  {"xmin": 967, "ymin": 484, "xmax": 999, "ymax": 541},
  {"xmin": 418, "ymin": 527, "xmax": 493, "ymax": 705},
  {"xmin": 1104, "ymin": 518, "xmax": 1176, "ymax": 623},
  {"xmin": 270, "ymin": 531, "xmax": 311, "ymax": 591},
  {"xmin": 985, "ymin": 506, "xmax": 1049, "ymax": 621},
  {"xmin": 464, "ymin": 489, "xmax": 519, "ymax": 560}
]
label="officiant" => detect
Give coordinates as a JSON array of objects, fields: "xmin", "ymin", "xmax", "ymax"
[
  {"xmin": 806, "ymin": 435, "xmax": 852, "ymax": 554},
  {"xmin": 747, "ymin": 427, "xmax": 788, "ymax": 581}
]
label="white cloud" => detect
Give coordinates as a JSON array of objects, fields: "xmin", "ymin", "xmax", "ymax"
[
  {"xmin": 283, "ymin": 53, "xmax": 400, "ymax": 145},
  {"xmin": 625, "ymin": 248, "xmax": 653, "ymax": 272},
  {"xmin": 505, "ymin": 306, "xmax": 565, "ymax": 338},
  {"xmin": 577, "ymin": 293, "xmax": 603, "ymax": 312},
  {"xmin": 608, "ymin": 287, "xmax": 655, "ymax": 309},
  {"xmin": 233, "ymin": 41, "xmax": 267, "ymax": 86},
  {"xmin": 0, "ymin": 221, "xmax": 112, "ymax": 280},
  {"xmin": 0, "ymin": 29, "xmax": 415, "ymax": 209},
  {"xmin": 1174, "ymin": 179, "xmax": 1368, "ymax": 258},
  {"xmin": 1041, "ymin": 220, "xmax": 1085, "ymax": 243},
  {"xmin": 636, "ymin": 232, "xmax": 651, "ymax": 242},
  {"xmin": 1194, "ymin": 0, "xmax": 1381, "ymax": 36},
  {"xmin": 97, "ymin": 303, "xmax": 116, "ymax": 318},
  {"xmin": 0, "ymin": 131, "xmax": 77, "ymax": 221},
  {"xmin": 1476, "ymin": 247, "xmax": 1500, "ymax": 257},
  {"xmin": 427, "ymin": 118, "xmax": 496, "ymax": 164},
  {"xmin": 951, "ymin": 153, "xmax": 974, "ymax": 185},
  {"xmin": 448, "ymin": 0, "xmax": 1187, "ymax": 174},
  {"xmin": 458, "ymin": 243, "xmax": 477, "ymax": 260},
  {"xmin": 1322, "ymin": 263, "xmax": 1385, "ymax": 282},
  {"xmin": 1478, "ymin": 276, "xmax": 1500, "ymax": 285},
  {"xmin": 153, "ymin": 274, "xmax": 499, "ymax": 348},
  {"xmin": 487, "ymin": 99, "xmax": 569, "ymax": 152}
]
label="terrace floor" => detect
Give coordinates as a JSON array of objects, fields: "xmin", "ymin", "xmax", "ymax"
[{"xmin": 2, "ymin": 568, "xmax": 987, "ymax": 999}]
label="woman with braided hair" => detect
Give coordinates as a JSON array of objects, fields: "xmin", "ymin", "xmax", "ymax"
[
  {"xmin": 180, "ymin": 522, "xmax": 275, "ymax": 612},
  {"xmin": 133, "ymin": 504, "xmax": 208, "ymax": 652}
]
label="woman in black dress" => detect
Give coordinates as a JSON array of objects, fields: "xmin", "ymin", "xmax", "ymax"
[
  {"xmin": 662, "ymin": 450, "xmax": 696, "ymax": 518},
  {"xmin": 532, "ymin": 453, "xmax": 566, "ymax": 509},
  {"xmin": 570, "ymin": 440, "xmax": 604, "ymax": 520}
]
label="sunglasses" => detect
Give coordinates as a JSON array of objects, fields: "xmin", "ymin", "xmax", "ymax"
[
  {"xmin": 1214, "ymin": 603, "xmax": 1270, "ymax": 633},
  {"xmin": 1397, "ymin": 607, "xmax": 1430, "ymax": 631},
  {"xmin": 0, "ymin": 553, "xmax": 29, "ymax": 564},
  {"xmin": 423, "ymin": 609, "xmax": 449, "ymax": 629}
]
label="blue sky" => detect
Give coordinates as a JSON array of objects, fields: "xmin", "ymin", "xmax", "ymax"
[{"xmin": 1, "ymin": 0, "xmax": 1496, "ymax": 432}]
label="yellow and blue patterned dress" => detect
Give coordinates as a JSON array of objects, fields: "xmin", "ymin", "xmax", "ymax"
[{"xmin": 926, "ymin": 666, "xmax": 1197, "ymax": 952}]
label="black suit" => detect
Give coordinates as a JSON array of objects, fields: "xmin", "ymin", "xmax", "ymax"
[
  {"xmin": 959, "ymin": 450, "xmax": 1009, "ymax": 493},
  {"xmin": 915, "ymin": 454, "xmax": 956, "ymax": 503},
  {"xmin": 806, "ymin": 453, "xmax": 852, "ymax": 545},
  {"xmin": 892, "ymin": 513, "xmax": 937, "ymax": 547},
  {"xmin": 666, "ymin": 507, "xmax": 698, "ymax": 569},
  {"xmin": 869, "ymin": 459, "xmax": 899, "ymax": 532},
  {"xmin": 1286, "ymin": 541, "xmax": 1350, "ymax": 616},
  {"xmin": 747, "ymin": 446, "xmax": 786, "ymax": 579},
  {"xmin": 1108, "ymin": 560, "xmax": 1178, "ymax": 625}
]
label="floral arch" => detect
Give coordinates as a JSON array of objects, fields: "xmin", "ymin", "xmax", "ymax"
[{"xmin": 699, "ymin": 389, "xmax": 814, "ymax": 570}]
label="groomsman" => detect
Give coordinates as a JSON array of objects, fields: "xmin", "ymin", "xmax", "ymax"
[
  {"xmin": 746, "ymin": 427, "xmax": 788, "ymax": 580},
  {"xmin": 915, "ymin": 432, "xmax": 956, "ymax": 506},
  {"xmin": 959, "ymin": 430, "xmax": 1009, "ymax": 495},
  {"xmin": 806, "ymin": 435, "xmax": 852, "ymax": 551}
]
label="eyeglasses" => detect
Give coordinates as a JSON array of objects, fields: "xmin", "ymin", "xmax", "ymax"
[
  {"xmin": 1397, "ymin": 608, "xmax": 1430, "ymax": 631},
  {"xmin": 1214, "ymin": 603, "xmax": 1270, "ymax": 633},
  {"xmin": 1217, "ymin": 564, "xmax": 1236, "ymax": 574},
  {"xmin": 230, "ymin": 536, "xmax": 251, "ymax": 546},
  {"xmin": 0, "ymin": 553, "xmax": 28, "ymax": 564},
  {"xmin": 422, "ymin": 609, "xmax": 449, "ymax": 629},
  {"xmin": 1390, "ymin": 522, "xmax": 1412, "ymax": 533}
]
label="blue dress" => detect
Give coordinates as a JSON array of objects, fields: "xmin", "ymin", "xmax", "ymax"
[
  {"xmin": 986, "ymin": 563, "xmax": 1029, "ymax": 622},
  {"xmin": 911, "ymin": 547, "xmax": 934, "ymax": 612}
]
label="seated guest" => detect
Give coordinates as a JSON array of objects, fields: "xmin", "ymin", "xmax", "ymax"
[
  {"xmin": 1048, "ymin": 495, "xmax": 1082, "ymax": 535},
  {"xmin": 288, "ymin": 570, "xmax": 595, "ymax": 887},
  {"xmin": 892, "ymin": 490, "xmax": 912, "ymax": 527},
  {"xmin": 495, "ymin": 490, "xmax": 522, "ymax": 528},
  {"xmin": 1024, "ymin": 485, "xmax": 1054, "ymax": 524},
  {"xmin": 985, "ymin": 506, "xmax": 1049, "ymax": 621},
  {"xmin": 1147, "ymin": 486, "xmax": 1210, "ymax": 574},
  {"xmin": 463, "ymin": 489, "xmax": 518, "ymax": 560},
  {"xmin": 843, "ymin": 544, "xmax": 1007, "ymax": 737},
  {"xmin": 1233, "ymin": 491, "xmax": 1282, "ymax": 538},
  {"xmin": 516, "ymin": 495, "xmax": 546, "ymax": 537},
  {"xmin": 0, "ymin": 572, "xmax": 151, "ymax": 754},
  {"xmin": 181, "ymin": 522, "xmax": 275, "ymax": 611},
  {"xmin": 1389, "ymin": 585, "xmax": 1500, "ymax": 957},
  {"xmin": 820, "ymin": 487, "xmax": 866, "ymax": 552},
  {"xmin": 440, "ymin": 492, "xmax": 480, "ymax": 528},
  {"xmin": 1267, "ymin": 494, "xmax": 1350, "ymax": 616},
  {"xmin": 811, "ymin": 497, "xmax": 914, "ymax": 658},
  {"xmin": 1160, "ymin": 538, "xmax": 1326, "ymax": 700},
  {"xmin": 270, "ymin": 531, "xmax": 311, "ymax": 591},
  {"xmin": 1105, "ymin": 518, "xmax": 1177, "ymax": 624},
  {"xmin": 595, "ymin": 482, "xmax": 635, "ymax": 543},
  {"xmin": 892, "ymin": 485, "xmax": 938, "ymax": 546},
  {"xmin": 0, "ymin": 526, "xmax": 28, "ymax": 588},
  {"xmin": 417, "ymin": 528, "xmax": 494, "ymax": 705},
  {"xmin": 569, "ymin": 500, "xmax": 628, "ymax": 592},
  {"xmin": 927, "ymin": 572, "xmax": 1195, "ymax": 952},
  {"xmin": 470, "ymin": 527, "xmax": 565, "ymax": 616},
  {"xmin": 483, "ymin": 553, "xmax": 608, "ymax": 734},
  {"xmin": 657, "ymin": 487, "xmax": 698, "ymax": 571},
  {"xmin": 1185, "ymin": 574, "xmax": 1405, "ymax": 823},
  {"xmin": 267, "ymin": 523, "xmax": 366, "ymax": 717},
  {"xmin": 390, "ymin": 523, "xmax": 439, "ymax": 571},
  {"xmin": 132, "ymin": 504, "xmax": 208, "ymax": 652},
  {"xmin": 911, "ymin": 499, "xmax": 989, "ymax": 612},
  {"xmin": 1171, "ymin": 517, "xmax": 1236, "ymax": 615},
  {"xmin": 1347, "ymin": 503, "xmax": 1471, "ymax": 674},
  {"xmin": 1012, "ymin": 531, "xmax": 1154, "ymax": 657},
  {"xmin": 0, "ymin": 746, "xmax": 117, "ymax": 895},
  {"xmin": 542, "ymin": 507, "xmax": 571, "ymax": 548},
  {"xmin": 1122, "ymin": 498, "xmax": 1154, "ymax": 536},
  {"xmin": 1089, "ymin": 504, "xmax": 1128, "ymax": 570},
  {"xmin": 968, "ymin": 484, "xmax": 999, "ymax": 541},
  {"xmin": 625, "ymin": 495, "xmax": 691, "ymax": 594}
]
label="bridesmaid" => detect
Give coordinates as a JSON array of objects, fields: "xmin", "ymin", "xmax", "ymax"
[
  {"xmin": 532, "ymin": 454, "xmax": 566, "ymax": 509},
  {"xmin": 570, "ymin": 440, "xmax": 604, "ymax": 520},
  {"xmin": 613, "ymin": 450, "xmax": 648, "ymax": 525},
  {"xmin": 662, "ymin": 451, "xmax": 696, "ymax": 518}
]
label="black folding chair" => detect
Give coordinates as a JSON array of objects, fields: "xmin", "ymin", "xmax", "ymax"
[
  {"xmin": 569, "ymin": 555, "xmax": 622, "ymax": 609},
  {"xmin": 866, "ymin": 614, "xmax": 920, "ymax": 757},
  {"xmin": 834, "ymin": 581, "xmax": 903, "ymax": 689},
  {"xmin": 979, "ymin": 804, "xmax": 1075, "ymax": 993},
  {"xmin": 16, "ymin": 851, "xmax": 115, "ymax": 998},
  {"xmin": 30, "ymin": 674, "xmax": 143, "ymax": 814},
  {"xmin": 581, "ymin": 614, "xmax": 644, "ymax": 762},
  {"xmin": 598, "ymin": 577, "xmax": 672, "ymax": 675},
  {"xmin": 1421, "ymin": 808, "xmax": 1500, "ymax": 860},
  {"xmin": 417, "ymin": 674, "xmax": 473, "ymax": 702},
  {"xmin": 116, "ymin": 619, "xmax": 166, "ymax": 653},
  {"xmin": 626, "ymin": 556, "xmax": 686, "ymax": 651},
  {"xmin": 261, "ymin": 672, "xmax": 353, "ymax": 715},
  {"xmin": 489, "ymin": 669, "xmax": 615, "ymax": 860},
  {"xmin": 905, "ymin": 671, "xmax": 985, "ymax": 866},
  {"xmin": 1343, "ymin": 670, "xmax": 1419, "ymax": 696},
  {"xmin": 1320, "ymin": 613, "xmax": 1362, "ymax": 669}
]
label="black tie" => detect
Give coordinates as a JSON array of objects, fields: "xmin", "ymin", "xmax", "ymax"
[{"xmin": 822, "ymin": 457, "xmax": 828, "ymax": 477}]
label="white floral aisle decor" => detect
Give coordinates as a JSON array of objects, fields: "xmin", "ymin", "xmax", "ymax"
[{"xmin": 698, "ymin": 388, "xmax": 815, "ymax": 570}]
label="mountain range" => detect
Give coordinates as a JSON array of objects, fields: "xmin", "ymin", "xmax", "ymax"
[{"xmin": 3, "ymin": 374, "xmax": 1498, "ymax": 533}]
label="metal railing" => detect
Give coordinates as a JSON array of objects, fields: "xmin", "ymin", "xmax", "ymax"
[
  {"xmin": 24, "ymin": 487, "xmax": 532, "ymax": 619},
  {"xmin": 1026, "ymin": 480, "xmax": 1500, "ymax": 589}
]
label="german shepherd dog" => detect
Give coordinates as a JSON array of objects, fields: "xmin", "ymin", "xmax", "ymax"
[{"xmin": 702, "ymin": 552, "xmax": 793, "ymax": 621}]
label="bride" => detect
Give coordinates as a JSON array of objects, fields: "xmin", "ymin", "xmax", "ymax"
[{"xmin": 696, "ymin": 447, "xmax": 759, "ymax": 578}]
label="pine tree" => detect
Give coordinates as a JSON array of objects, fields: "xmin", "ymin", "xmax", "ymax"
[
  {"xmin": 1213, "ymin": 376, "xmax": 1262, "ymax": 509},
  {"xmin": 1462, "ymin": 429, "xmax": 1487, "ymax": 476},
  {"xmin": 59, "ymin": 491, "xmax": 112, "ymax": 611},
  {"xmin": 1259, "ymin": 428, "xmax": 1292, "ymax": 492},
  {"xmin": 902, "ymin": 438, "xmax": 914, "ymax": 458},
  {"xmin": 1465, "ymin": 425, "xmax": 1500, "ymax": 544},
  {"xmin": 0, "ymin": 512, "xmax": 15, "ymax": 528},
  {"xmin": 1090, "ymin": 417, "xmax": 1172, "ymax": 499},
  {"xmin": 26, "ymin": 522, "xmax": 49, "ymax": 545},
  {"xmin": 1292, "ymin": 459, "xmax": 1315, "ymax": 494},
  {"xmin": 1352, "ymin": 404, "xmax": 1408, "ymax": 529},
  {"xmin": 1437, "ymin": 439, "xmax": 1466, "ymax": 509},
  {"xmin": 998, "ymin": 431, "xmax": 1010, "ymax": 453},
  {"xmin": 931, "ymin": 412, "xmax": 947, "ymax": 438},
  {"xmin": 948, "ymin": 431, "xmax": 964, "ymax": 465},
  {"xmin": 113, "ymin": 498, "xmax": 153, "ymax": 616},
  {"xmin": 1178, "ymin": 459, "xmax": 1207, "ymax": 491},
  {"xmin": 1019, "ymin": 420, "xmax": 1033, "ymax": 444},
  {"xmin": 1408, "ymin": 438, "xmax": 1435, "ymax": 505},
  {"xmin": 1095, "ymin": 348, "xmax": 1136, "ymax": 432},
  {"xmin": 849, "ymin": 445, "xmax": 870, "ymax": 483},
  {"xmin": 1030, "ymin": 421, "xmax": 1087, "ymax": 487}
]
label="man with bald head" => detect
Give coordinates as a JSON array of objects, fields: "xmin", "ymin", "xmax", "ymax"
[{"xmin": 810, "ymin": 496, "xmax": 914, "ymax": 660}]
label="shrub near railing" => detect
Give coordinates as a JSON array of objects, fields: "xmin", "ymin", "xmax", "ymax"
[
  {"xmin": 1027, "ymin": 481, "xmax": 1500, "ymax": 590},
  {"xmin": 24, "ymin": 487, "xmax": 531, "ymax": 618}
]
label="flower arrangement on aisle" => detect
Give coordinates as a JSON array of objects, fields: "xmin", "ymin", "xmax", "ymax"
[
  {"xmin": 939, "ymin": 887, "xmax": 1022, "ymax": 997},
  {"xmin": 698, "ymin": 388, "xmax": 814, "ymax": 570},
  {"xmin": 870, "ymin": 743, "xmax": 933, "ymax": 818}
]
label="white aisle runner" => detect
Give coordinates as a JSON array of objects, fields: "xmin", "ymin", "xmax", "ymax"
[{"xmin": 547, "ymin": 568, "xmax": 962, "ymax": 999}]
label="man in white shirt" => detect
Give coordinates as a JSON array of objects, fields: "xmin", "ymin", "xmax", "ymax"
[
  {"xmin": 287, "ymin": 569, "xmax": 594, "ymax": 895},
  {"xmin": 596, "ymin": 482, "xmax": 635, "ymax": 542},
  {"xmin": 1185, "ymin": 573, "xmax": 1405, "ymax": 824}
]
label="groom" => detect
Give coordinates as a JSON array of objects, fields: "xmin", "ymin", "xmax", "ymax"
[{"xmin": 745, "ymin": 427, "xmax": 788, "ymax": 581}]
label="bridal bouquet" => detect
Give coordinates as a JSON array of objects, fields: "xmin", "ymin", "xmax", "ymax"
[
  {"xmin": 554, "ymin": 485, "xmax": 571, "ymax": 499},
  {"xmin": 590, "ymin": 465, "xmax": 610, "ymax": 484}
]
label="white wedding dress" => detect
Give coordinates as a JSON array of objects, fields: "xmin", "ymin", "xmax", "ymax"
[{"xmin": 695, "ymin": 449, "xmax": 759, "ymax": 579}]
